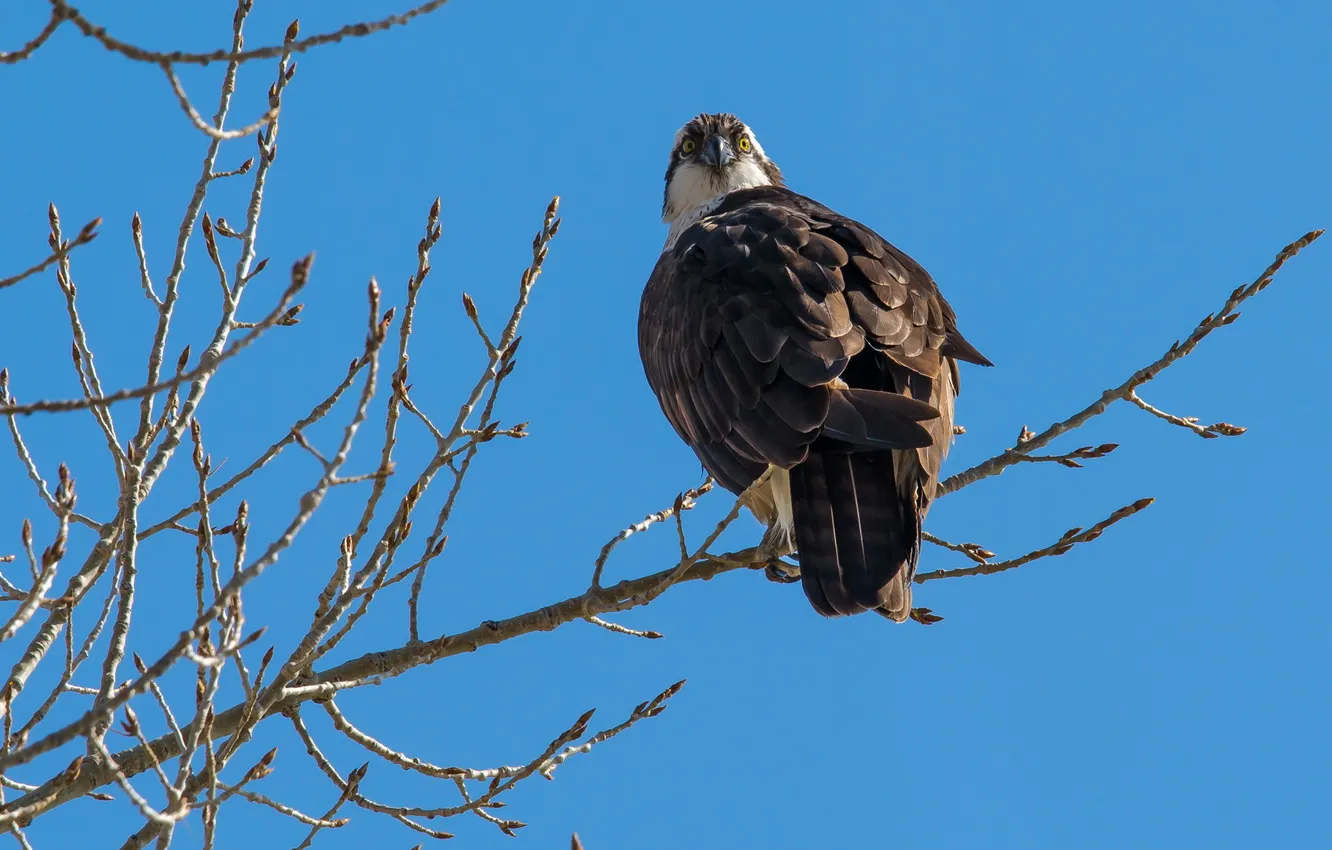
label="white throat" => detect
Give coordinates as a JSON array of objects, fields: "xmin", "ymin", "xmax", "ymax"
[{"xmin": 663, "ymin": 159, "xmax": 774, "ymax": 249}]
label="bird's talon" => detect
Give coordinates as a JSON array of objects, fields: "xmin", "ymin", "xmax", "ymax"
[
  {"xmin": 909, "ymin": 607, "xmax": 944, "ymax": 625},
  {"xmin": 763, "ymin": 558, "xmax": 801, "ymax": 584}
]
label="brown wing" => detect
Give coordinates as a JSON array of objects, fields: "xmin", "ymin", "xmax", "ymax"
[{"xmin": 638, "ymin": 186, "xmax": 989, "ymax": 498}]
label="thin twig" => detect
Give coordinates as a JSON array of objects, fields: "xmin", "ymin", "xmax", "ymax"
[
  {"xmin": 50, "ymin": 206, "xmax": 126, "ymax": 470},
  {"xmin": 120, "ymin": 707, "xmax": 174, "ymax": 800},
  {"xmin": 406, "ymin": 198, "xmax": 559, "ymax": 640},
  {"xmin": 129, "ymin": 214, "xmax": 162, "ymax": 307},
  {"xmin": 0, "ymin": 218, "xmax": 100, "ymax": 290},
  {"xmin": 0, "ymin": 376, "xmax": 102, "ymax": 530},
  {"xmin": 53, "ymin": 0, "xmax": 455, "ymax": 67},
  {"xmin": 915, "ymin": 498, "xmax": 1155, "ymax": 582},
  {"xmin": 86, "ymin": 734, "xmax": 174, "ymax": 826},
  {"xmin": 939, "ymin": 231, "xmax": 1322, "ymax": 496},
  {"xmin": 291, "ymin": 753, "xmax": 362, "ymax": 850},
  {"xmin": 584, "ymin": 617, "xmax": 662, "ymax": 640},
  {"xmin": 590, "ymin": 478, "xmax": 714, "ymax": 588},
  {"xmin": 0, "ymin": 515, "xmax": 121, "ymax": 732},
  {"xmin": 130, "ymin": 0, "xmax": 252, "ymax": 447},
  {"xmin": 10, "ymin": 560, "xmax": 121, "ymax": 750},
  {"xmin": 138, "ymin": 354, "xmax": 370, "ymax": 539},
  {"xmin": 922, "ymin": 532, "xmax": 995, "ymax": 565},
  {"xmin": 135, "ymin": 656, "xmax": 185, "ymax": 752},
  {"xmin": 538, "ymin": 680, "xmax": 684, "ymax": 778},
  {"xmin": 1126, "ymin": 391, "xmax": 1246, "ymax": 439},
  {"xmin": 290, "ymin": 713, "xmax": 452, "ymax": 839},
  {"xmin": 135, "ymin": 22, "xmax": 300, "ymax": 498},
  {"xmin": 0, "ymin": 8, "xmax": 62, "ymax": 65},
  {"xmin": 1009, "ymin": 442, "xmax": 1118, "ymax": 469},
  {"xmin": 218, "ymin": 783, "xmax": 348, "ymax": 830},
  {"xmin": 628, "ymin": 471, "xmax": 770, "ymax": 609},
  {"xmin": 0, "ymin": 270, "xmax": 308, "ymax": 418},
  {"xmin": 161, "ymin": 62, "xmax": 277, "ymax": 140},
  {"xmin": 0, "ymin": 511, "xmax": 68, "ymax": 643}
]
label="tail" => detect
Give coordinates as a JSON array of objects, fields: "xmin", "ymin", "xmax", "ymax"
[{"xmin": 789, "ymin": 450, "xmax": 920, "ymax": 620}]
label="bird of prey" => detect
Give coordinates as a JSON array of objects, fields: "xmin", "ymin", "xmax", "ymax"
[{"xmin": 638, "ymin": 113, "xmax": 991, "ymax": 621}]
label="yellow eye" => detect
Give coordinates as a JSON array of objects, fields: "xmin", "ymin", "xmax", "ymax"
[
  {"xmin": 736, "ymin": 135, "xmax": 752, "ymax": 153},
  {"xmin": 681, "ymin": 138, "xmax": 697, "ymax": 155}
]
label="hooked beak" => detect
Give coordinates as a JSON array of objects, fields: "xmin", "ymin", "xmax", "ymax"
[{"xmin": 700, "ymin": 134, "xmax": 734, "ymax": 168}]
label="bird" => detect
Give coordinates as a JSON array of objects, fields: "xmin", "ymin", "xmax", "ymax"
[{"xmin": 638, "ymin": 113, "xmax": 991, "ymax": 621}]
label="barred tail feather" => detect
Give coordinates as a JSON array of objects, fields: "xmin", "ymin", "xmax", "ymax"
[{"xmin": 789, "ymin": 451, "xmax": 917, "ymax": 619}]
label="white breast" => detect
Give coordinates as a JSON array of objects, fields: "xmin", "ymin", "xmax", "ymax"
[{"xmin": 663, "ymin": 159, "xmax": 775, "ymax": 250}]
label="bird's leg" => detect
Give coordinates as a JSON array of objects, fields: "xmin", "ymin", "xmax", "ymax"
[
  {"xmin": 756, "ymin": 522, "xmax": 794, "ymax": 560},
  {"xmin": 758, "ymin": 524, "xmax": 801, "ymax": 584}
]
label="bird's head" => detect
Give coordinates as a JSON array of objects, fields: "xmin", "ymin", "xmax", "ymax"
[{"xmin": 662, "ymin": 113, "xmax": 783, "ymax": 223}]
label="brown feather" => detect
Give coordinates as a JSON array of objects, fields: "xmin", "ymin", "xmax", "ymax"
[{"xmin": 639, "ymin": 182, "xmax": 991, "ymax": 617}]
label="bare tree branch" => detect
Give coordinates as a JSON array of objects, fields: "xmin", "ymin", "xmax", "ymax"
[
  {"xmin": 129, "ymin": 0, "xmax": 254, "ymax": 446},
  {"xmin": 0, "ymin": 536, "xmax": 760, "ymax": 822},
  {"xmin": 50, "ymin": 0, "xmax": 454, "ymax": 67},
  {"xmin": 0, "ymin": 218, "xmax": 100, "ymax": 291},
  {"xmin": 922, "ymin": 531, "xmax": 995, "ymax": 565},
  {"xmin": 0, "ymin": 8, "xmax": 61, "ymax": 64},
  {"xmin": 938, "ymin": 230, "xmax": 1323, "ymax": 496},
  {"xmin": 915, "ymin": 498, "xmax": 1156, "ymax": 583},
  {"xmin": 1, "ymin": 2, "xmax": 1319, "ymax": 843},
  {"xmin": 1125, "ymin": 391, "xmax": 1246, "ymax": 439},
  {"xmin": 590, "ymin": 478, "xmax": 714, "ymax": 589},
  {"xmin": 160, "ymin": 61, "xmax": 277, "ymax": 140},
  {"xmin": 0, "ymin": 259, "xmax": 309, "ymax": 418},
  {"xmin": 136, "ymin": 354, "xmax": 371, "ymax": 540}
]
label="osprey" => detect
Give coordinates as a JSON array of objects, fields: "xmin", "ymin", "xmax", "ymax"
[{"xmin": 638, "ymin": 113, "xmax": 991, "ymax": 620}]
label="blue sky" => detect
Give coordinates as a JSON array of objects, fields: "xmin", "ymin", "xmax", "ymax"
[{"xmin": 2, "ymin": 0, "xmax": 1330, "ymax": 847}]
